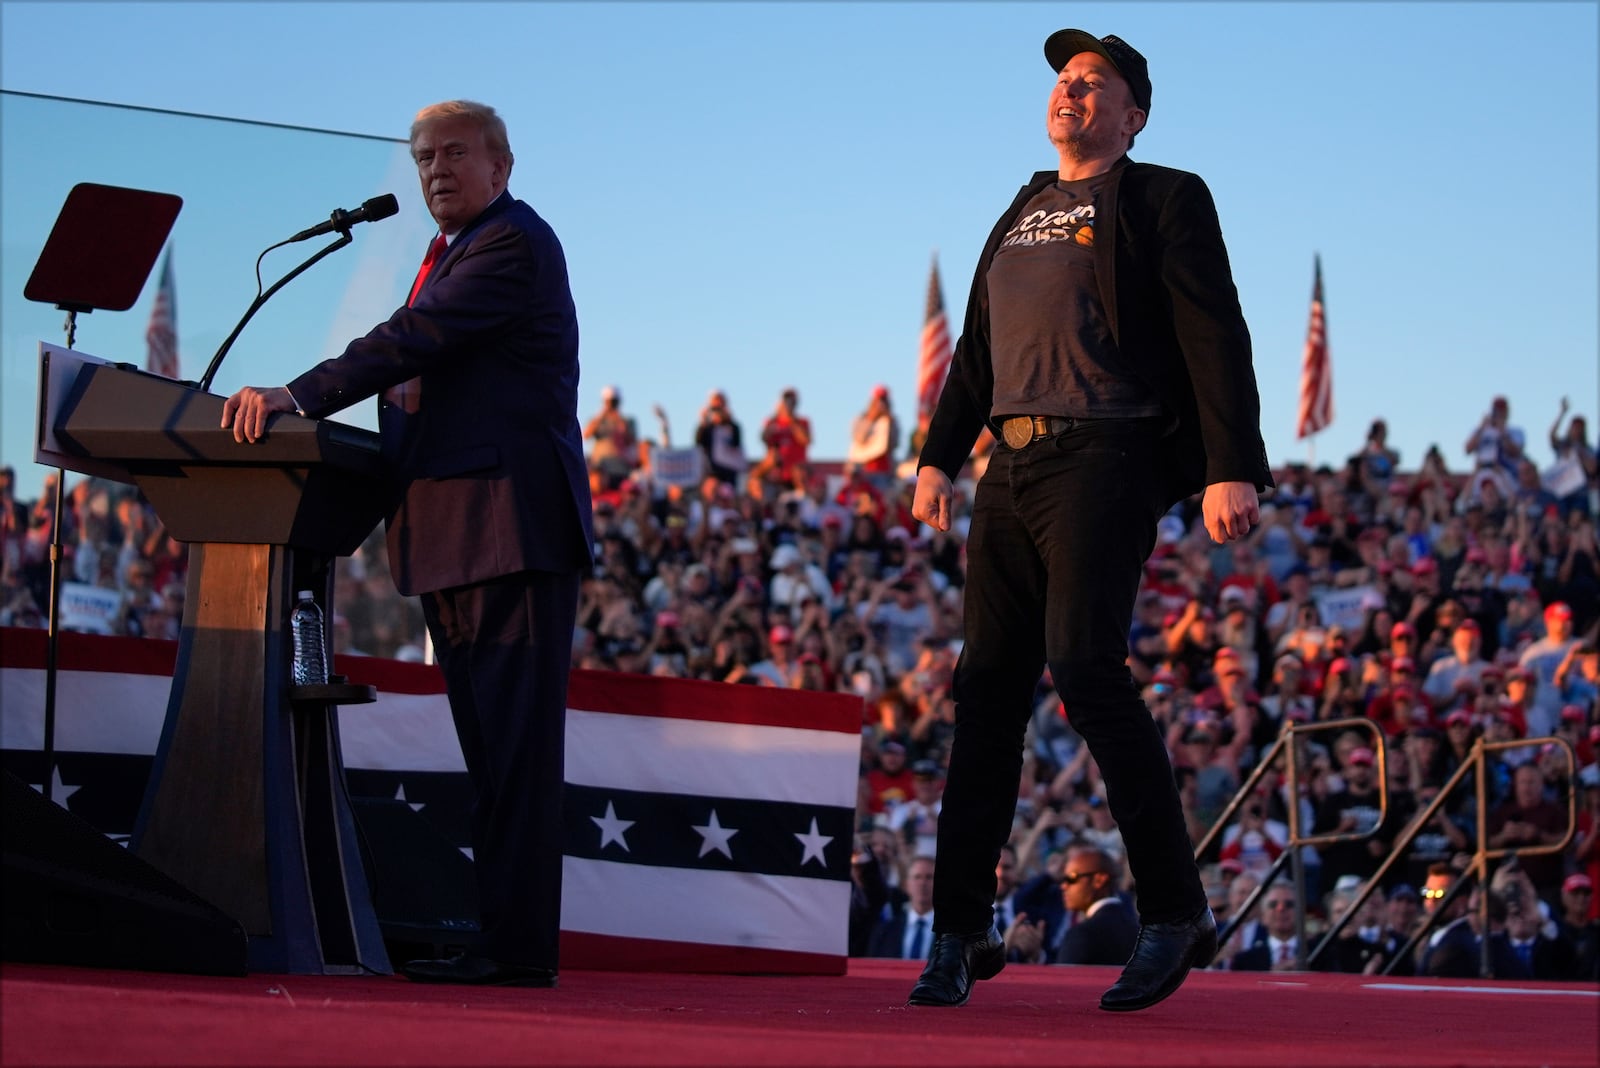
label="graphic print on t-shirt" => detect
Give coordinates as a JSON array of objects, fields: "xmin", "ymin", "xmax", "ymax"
[{"xmin": 998, "ymin": 202, "xmax": 1094, "ymax": 250}]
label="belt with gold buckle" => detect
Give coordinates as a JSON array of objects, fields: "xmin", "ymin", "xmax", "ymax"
[{"xmin": 1000, "ymin": 415, "xmax": 1073, "ymax": 449}]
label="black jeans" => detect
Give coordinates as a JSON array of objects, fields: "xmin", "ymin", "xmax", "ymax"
[{"xmin": 932, "ymin": 418, "xmax": 1204, "ymax": 932}]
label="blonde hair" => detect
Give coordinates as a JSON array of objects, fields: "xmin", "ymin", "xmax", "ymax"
[{"xmin": 410, "ymin": 100, "xmax": 513, "ymax": 166}]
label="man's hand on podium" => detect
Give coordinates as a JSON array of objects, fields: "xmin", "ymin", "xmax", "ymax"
[{"xmin": 221, "ymin": 386, "xmax": 297, "ymax": 444}]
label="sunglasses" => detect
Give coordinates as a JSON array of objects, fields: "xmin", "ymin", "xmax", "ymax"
[
  {"xmin": 1421, "ymin": 888, "xmax": 1447, "ymax": 900},
  {"xmin": 1265, "ymin": 900, "xmax": 1295, "ymax": 910},
  {"xmin": 1060, "ymin": 871, "xmax": 1101, "ymax": 886}
]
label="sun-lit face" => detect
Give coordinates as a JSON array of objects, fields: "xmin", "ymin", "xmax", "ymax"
[
  {"xmin": 905, "ymin": 857, "xmax": 936, "ymax": 912},
  {"xmin": 411, "ymin": 116, "xmax": 508, "ymax": 234},
  {"xmin": 995, "ymin": 850, "xmax": 1019, "ymax": 895},
  {"xmin": 1059, "ymin": 851, "xmax": 1109, "ymax": 913},
  {"xmin": 1422, "ymin": 872, "xmax": 1453, "ymax": 913},
  {"xmin": 1228, "ymin": 873, "xmax": 1260, "ymax": 916},
  {"xmin": 1047, "ymin": 52, "xmax": 1145, "ymax": 162},
  {"xmin": 1262, "ymin": 888, "xmax": 1298, "ymax": 938}
]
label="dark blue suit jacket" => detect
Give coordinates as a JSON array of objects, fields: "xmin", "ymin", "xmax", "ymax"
[
  {"xmin": 865, "ymin": 906, "xmax": 934, "ymax": 960},
  {"xmin": 289, "ymin": 191, "xmax": 593, "ymax": 594},
  {"xmin": 1055, "ymin": 897, "xmax": 1138, "ymax": 966}
]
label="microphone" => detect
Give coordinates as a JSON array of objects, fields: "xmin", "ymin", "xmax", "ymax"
[
  {"xmin": 198, "ymin": 195, "xmax": 399, "ymax": 392},
  {"xmin": 287, "ymin": 194, "xmax": 400, "ymax": 243}
]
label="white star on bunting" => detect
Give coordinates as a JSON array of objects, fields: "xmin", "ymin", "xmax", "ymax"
[
  {"xmin": 691, "ymin": 809, "xmax": 739, "ymax": 859},
  {"xmin": 32, "ymin": 765, "xmax": 81, "ymax": 808},
  {"xmin": 794, "ymin": 816, "xmax": 833, "ymax": 868},
  {"xmin": 591, "ymin": 800, "xmax": 635, "ymax": 852}
]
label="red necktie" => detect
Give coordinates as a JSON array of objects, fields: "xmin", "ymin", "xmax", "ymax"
[
  {"xmin": 407, "ymin": 234, "xmax": 447, "ymax": 305},
  {"xmin": 385, "ymin": 234, "xmax": 448, "ymax": 411}
]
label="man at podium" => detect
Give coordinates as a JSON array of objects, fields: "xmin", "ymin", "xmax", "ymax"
[{"xmin": 222, "ymin": 99, "xmax": 593, "ymax": 987}]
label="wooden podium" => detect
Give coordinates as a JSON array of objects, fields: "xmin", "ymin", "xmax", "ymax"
[{"xmin": 45, "ymin": 353, "xmax": 396, "ymax": 974}]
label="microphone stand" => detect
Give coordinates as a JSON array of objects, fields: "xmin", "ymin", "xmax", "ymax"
[
  {"xmin": 198, "ymin": 230, "xmax": 353, "ymax": 394},
  {"xmin": 40, "ymin": 459, "xmax": 69, "ymax": 804},
  {"xmin": 40, "ymin": 302, "xmax": 91, "ymax": 804}
]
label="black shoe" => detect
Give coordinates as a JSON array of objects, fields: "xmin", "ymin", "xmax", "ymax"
[
  {"xmin": 906, "ymin": 925, "xmax": 1005, "ymax": 1007},
  {"xmin": 401, "ymin": 952, "xmax": 557, "ymax": 987},
  {"xmin": 1099, "ymin": 906, "xmax": 1216, "ymax": 1012}
]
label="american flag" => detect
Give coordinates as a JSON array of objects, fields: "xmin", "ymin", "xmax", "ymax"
[
  {"xmin": 144, "ymin": 249, "xmax": 179, "ymax": 379},
  {"xmin": 0, "ymin": 631, "xmax": 861, "ymax": 975},
  {"xmin": 916, "ymin": 255, "xmax": 952, "ymax": 431},
  {"xmin": 1295, "ymin": 254, "xmax": 1332, "ymax": 439}
]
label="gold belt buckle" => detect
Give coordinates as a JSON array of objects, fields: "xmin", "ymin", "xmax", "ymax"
[{"xmin": 1001, "ymin": 416, "xmax": 1034, "ymax": 450}]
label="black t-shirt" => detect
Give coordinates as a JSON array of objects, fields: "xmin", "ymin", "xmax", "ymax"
[{"xmin": 987, "ymin": 174, "xmax": 1160, "ymax": 421}]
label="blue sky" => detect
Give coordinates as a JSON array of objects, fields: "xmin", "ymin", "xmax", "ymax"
[{"xmin": 2, "ymin": 1, "xmax": 1596, "ymax": 500}]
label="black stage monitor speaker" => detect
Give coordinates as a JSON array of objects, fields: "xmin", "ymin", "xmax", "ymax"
[{"xmin": 1, "ymin": 770, "xmax": 247, "ymax": 975}]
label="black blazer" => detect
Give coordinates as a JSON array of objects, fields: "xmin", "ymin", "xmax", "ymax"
[
  {"xmin": 919, "ymin": 159, "xmax": 1273, "ymax": 508},
  {"xmin": 290, "ymin": 191, "xmax": 593, "ymax": 594},
  {"xmin": 1227, "ymin": 925, "xmax": 1273, "ymax": 971},
  {"xmin": 1055, "ymin": 897, "xmax": 1138, "ymax": 966}
]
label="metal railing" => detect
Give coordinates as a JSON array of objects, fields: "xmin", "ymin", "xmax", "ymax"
[
  {"xmin": 1195, "ymin": 716, "xmax": 1389, "ymax": 970},
  {"xmin": 1198, "ymin": 724, "xmax": 1578, "ymax": 977},
  {"xmin": 1310, "ymin": 736, "xmax": 1577, "ymax": 978}
]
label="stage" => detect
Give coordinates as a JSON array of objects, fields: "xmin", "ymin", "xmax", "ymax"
[{"xmin": 3, "ymin": 959, "xmax": 1594, "ymax": 1066}]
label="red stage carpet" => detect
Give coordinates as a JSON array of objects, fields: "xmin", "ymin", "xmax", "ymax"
[{"xmin": 3, "ymin": 959, "xmax": 1594, "ymax": 1066}]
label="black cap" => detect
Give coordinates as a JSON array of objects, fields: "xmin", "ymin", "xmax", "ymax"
[{"xmin": 1044, "ymin": 29, "xmax": 1152, "ymax": 114}]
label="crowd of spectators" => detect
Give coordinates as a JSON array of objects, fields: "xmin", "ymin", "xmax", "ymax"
[{"xmin": 4, "ymin": 388, "xmax": 1597, "ymax": 979}]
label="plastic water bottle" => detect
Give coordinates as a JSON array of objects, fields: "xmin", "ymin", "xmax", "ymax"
[{"xmin": 290, "ymin": 590, "xmax": 327, "ymax": 686}]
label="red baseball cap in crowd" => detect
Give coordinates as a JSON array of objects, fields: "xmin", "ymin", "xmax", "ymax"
[
  {"xmin": 1563, "ymin": 874, "xmax": 1593, "ymax": 894},
  {"xmin": 1455, "ymin": 618, "xmax": 1480, "ymax": 634},
  {"xmin": 769, "ymin": 624, "xmax": 793, "ymax": 644},
  {"xmin": 1348, "ymin": 747, "xmax": 1376, "ymax": 767},
  {"xmin": 1391, "ymin": 621, "xmax": 1416, "ymax": 638},
  {"xmin": 1215, "ymin": 648, "xmax": 1244, "ymax": 673},
  {"xmin": 1412, "ymin": 558, "xmax": 1438, "ymax": 576},
  {"xmin": 1545, "ymin": 601, "xmax": 1573, "ymax": 621},
  {"xmin": 871, "ymin": 384, "xmax": 890, "ymax": 399},
  {"xmin": 1446, "ymin": 709, "xmax": 1473, "ymax": 728},
  {"xmin": 1561, "ymin": 704, "xmax": 1588, "ymax": 724},
  {"xmin": 1327, "ymin": 657, "xmax": 1352, "ymax": 676}
]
